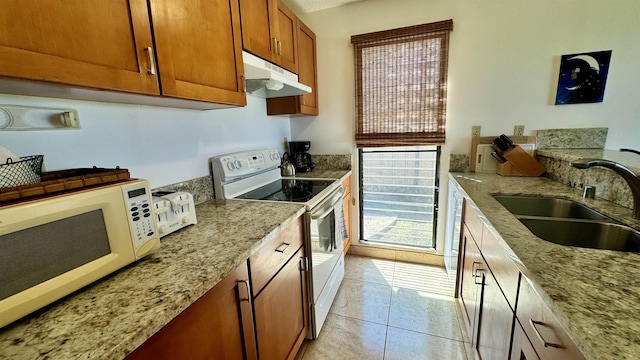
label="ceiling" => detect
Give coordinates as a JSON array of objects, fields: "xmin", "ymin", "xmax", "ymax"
[{"xmin": 281, "ymin": 0, "xmax": 366, "ymax": 14}]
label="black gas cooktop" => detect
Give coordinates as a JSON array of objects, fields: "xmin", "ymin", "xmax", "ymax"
[{"xmin": 235, "ymin": 179, "xmax": 334, "ymax": 203}]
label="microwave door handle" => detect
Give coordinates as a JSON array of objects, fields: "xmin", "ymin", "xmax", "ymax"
[{"xmin": 311, "ymin": 187, "xmax": 345, "ymax": 219}]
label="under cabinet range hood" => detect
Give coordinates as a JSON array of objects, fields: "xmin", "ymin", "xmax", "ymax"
[{"xmin": 242, "ymin": 51, "xmax": 311, "ymax": 98}]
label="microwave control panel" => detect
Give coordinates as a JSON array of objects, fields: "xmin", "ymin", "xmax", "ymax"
[{"xmin": 123, "ymin": 184, "xmax": 158, "ymax": 253}]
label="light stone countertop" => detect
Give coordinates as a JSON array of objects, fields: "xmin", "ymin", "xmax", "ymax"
[
  {"xmin": 0, "ymin": 199, "xmax": 306, "ymax": 360},
  {"xmin": 450, "ymin": 172, "xmax": 640, "ymax": 360}
]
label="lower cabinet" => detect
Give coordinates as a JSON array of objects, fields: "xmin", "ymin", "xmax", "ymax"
[
  {"xmin": 126, "ymin": 262, "xmax": 257, "ymax": 360},
  {"xmin": 513, "ymin": 276, "xmax": 585, "ymax": 360},
  {"xmin": 127, "ymin": 217, "xmax": 308, "ymax": 360},
  {"xmin": 511, "ymin": 321, "xmax": 541, "ymax": 360},
  {"xmin": 342, "ymin": 176, "xmax": 352, "ymax": 255},
  {"xmin": 459, "ymin": 202, "xmax": 513, "ymax": 360},
  {"xmin": 253, "ymin": 246, "xmax": 308, "ymax": 360},
  {"xmin": 456, "ymin": 196, "xmax": 587, "ymax": 360},
  {"xmin": 476, "ymin": 267, "xmax": 513, "ymax": 360},
  {"xmin": 459, "ymin": 225, "xmax": 482, "ymax": 346}
]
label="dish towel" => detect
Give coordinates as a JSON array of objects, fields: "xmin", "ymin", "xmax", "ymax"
[{"xmin": 334, "ymin": 201, "xmax": 348, "ymax": 250}]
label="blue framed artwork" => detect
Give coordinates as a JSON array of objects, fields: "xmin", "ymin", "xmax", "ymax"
[{"xmin": 555, "ymin": 50, "xmax": 612, "ymax": 105}]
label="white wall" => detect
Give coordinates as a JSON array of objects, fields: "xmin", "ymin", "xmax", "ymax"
[
  {"xmin": 293, "ymin": 0, "xmax": 640, "ymax": 155},
  {"xmin": 291, "ymin": 0, "xmax": 640, "ymax": 253},
  {"xmin": 0, "ymin": 94, "xmax": 291, "ymax": 188}
]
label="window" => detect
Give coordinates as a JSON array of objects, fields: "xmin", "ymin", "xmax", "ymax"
[
  {"xmin": 351, "ymin": 20, "xmax": 452, "ymax": 249},
  {"xmin": 360, "ymin": 146, "xmax": 440, "ymax": 248}
]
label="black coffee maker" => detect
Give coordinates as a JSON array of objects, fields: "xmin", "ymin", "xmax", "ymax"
[{"xmin": 288, "ymin": 141, "xmax": 314, "ymax": 173}]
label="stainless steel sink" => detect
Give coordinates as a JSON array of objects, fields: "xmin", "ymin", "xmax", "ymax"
[
  {"xmin": 493, "ymin": 195, "xmax": 608, "ymax": 220},
  {"xmin": 519, "ymin": 218, "xmax": 640, "ymax": 252},
  {"xmin": 493, "ymin": 194, "xmax": 640, "ymax": 253}
]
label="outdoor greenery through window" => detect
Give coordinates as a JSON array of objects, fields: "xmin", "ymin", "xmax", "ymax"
[
  {"xmin": 352, "ymin": 20, "xmax": 452, "ymax": 249},
  {"xmin": 359, "ymin": 146, "xmax": 440, "ymax": 248}
]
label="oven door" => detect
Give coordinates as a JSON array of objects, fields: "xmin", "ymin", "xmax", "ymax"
[{"xmin": 307, "ymin": 186, "xmax": 345, "ymax": 302}]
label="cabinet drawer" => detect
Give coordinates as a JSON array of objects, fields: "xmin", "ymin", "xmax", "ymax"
[
  {"xmin": 341, "ymin": 176, "xmax": 351, "ymax": 197},
  {"xmin": 463, "ymin": 200, "xmax": 483, "ymax": 246},
  {"xmin": 517, "ymin": 276, "xmax": 585, "ymax": 360},
  {"xmin": 481, "ymin": 226, "xmax": 520, "ymax": 308},
  {"xmin": 250, "ymin": 216, "xmax": 304, "ymax": 294}
]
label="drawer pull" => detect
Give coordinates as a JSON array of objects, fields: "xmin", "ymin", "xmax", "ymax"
[
  {"xmin": 275, "ymin": 243, "xmax": 291, "ymax": 253},
  {"xmin": 238, "ymin": 280, "xmax": 251, "ymax": 302},
  {"xmin": 529, "ymin": 319, "xmax": 563, "ymax": 348}
]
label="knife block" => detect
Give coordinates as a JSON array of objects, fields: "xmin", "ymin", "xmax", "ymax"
[{"xmin": 497, "ymin": 145, "xmax": 546, "ymax": 177}]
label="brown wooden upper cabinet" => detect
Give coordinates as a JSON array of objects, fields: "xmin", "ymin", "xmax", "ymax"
[
  {"xmin": 0, "ymin": 1, "xmax": 159, "ymax": 95},
  {"xmin": 0, "ymin": 0, "xmax": 246, "ymax": 107},
  {"xmin": 239, "ymin": 0, "xmax": 299, "ymax": 74},
  {"xmin": 148, "ymin": 0, "xmax": 246, "ymax": 106},
  {"xmin": 267, "ymin": 20, "xmax": 319, "ymax": 116}
]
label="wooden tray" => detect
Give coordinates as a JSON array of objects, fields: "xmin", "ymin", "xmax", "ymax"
[{"xmin": 0, "ymin": 167, "xmax": 130, "ymax": 203}]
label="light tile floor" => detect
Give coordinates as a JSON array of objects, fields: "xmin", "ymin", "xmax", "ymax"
[{"xmin": 295, "ymin": 255, "xmax": 474, "ymax": 360}]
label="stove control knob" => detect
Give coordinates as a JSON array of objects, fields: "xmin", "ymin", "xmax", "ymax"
[
  {"xmin": 234, "ymin": 160, "xmax": 242, "ymax": 169},
  {"xmin": 227, "ymin": 161, "xmax": 235, "ymax": 171},
  {"xmin": 270, "ymin": 153, "xmax": 279, "ymax": 161},
  {"xmin": 181, "ymin": 217, "xmax": 190, "ymax": 225},
  {"xmin": 158, "ymin": 225, "xmax": 168, "ymax": 235}
]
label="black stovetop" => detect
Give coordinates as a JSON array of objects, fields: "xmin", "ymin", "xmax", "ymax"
[{"xmin": 235, "ymin": 179, "xmax": 334, "ymax": 203}]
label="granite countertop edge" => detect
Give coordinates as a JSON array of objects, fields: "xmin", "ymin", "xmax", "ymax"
[{"xmin": 449, "ymin": 172, "xmax": 640, "ymax": 360}]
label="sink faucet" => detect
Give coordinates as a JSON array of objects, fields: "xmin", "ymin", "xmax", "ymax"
[
  {"xmin": 571, "ymin": 158, "xmax": 640, "ymax": 219},
  {"xmin": 621, "ymin": 148, "xmax": 640, "ymax": 156}
]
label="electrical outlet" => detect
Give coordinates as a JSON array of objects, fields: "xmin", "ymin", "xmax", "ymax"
[
  {"xmin": 471, "ymin": 126, "xmax": 481, "ymax": 138},
  {"xmin": 514, "ymin": 125, "xmax": 525, "ymax": 136}
]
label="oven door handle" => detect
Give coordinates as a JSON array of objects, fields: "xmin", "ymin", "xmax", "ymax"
[{"xmin": 311, "ymin": 186, "xmax": 345, "ymax": 220}]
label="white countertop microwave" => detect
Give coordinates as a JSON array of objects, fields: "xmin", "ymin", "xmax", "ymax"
[{"xmin": 0, "ymin": 179, "xmax": 160, "ymax": 329}]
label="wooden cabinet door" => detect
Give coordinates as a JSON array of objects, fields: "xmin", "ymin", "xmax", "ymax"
[
  {"xmin": 0, "ymin": 0, "xmax": 159, "ymax": 95},
  {"xmin": 126, "ymin": 262, "xmax": 257, "ymax": 360},
  {"xmin": 343, "ymin": 194, "xmax": 351, "ymax": 254},
  {"xmin": 459, "ymin": 225, "xmax": 482, "ymax": 344},
  {"xmin": 266, "ymin": 19, "xmax": 318, "ymax": 116},
  {"xmin": 297, "ymin": 21, "xmax": 318, "ymax": 115},
  {"xmin": 476, "ymin": 269, "xmax": 513, "ymax": 360},
  {"xmin": 511, "ymin": 321, "xmax": 541, "ymax": 360},
  {"xmin": 149, "ymin": 0, "xmax": 246, "ymax": 106},
  {"xmin": 239, "ymin": 0, "xmax": 278, "ymax": 63},
  {"xmin": 275, "ymin": 0, "xmax": 298, "ymax": 74},
  {"xmin": 342, "ymin": 176, "xmax": 351, "ymax": 254},
  {"xmin": 253, "ymin": 246, "xmax": 308, "ymax": 360}
]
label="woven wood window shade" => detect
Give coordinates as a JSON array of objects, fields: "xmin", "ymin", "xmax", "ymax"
[{"xmin": 351, "ymin": 20, "xmax": 453, "ymax": 147}]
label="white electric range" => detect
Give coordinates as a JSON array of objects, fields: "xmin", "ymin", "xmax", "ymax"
[{"xmin": 210, "ymin": 149, "xmax": 346, "ymax": 339}]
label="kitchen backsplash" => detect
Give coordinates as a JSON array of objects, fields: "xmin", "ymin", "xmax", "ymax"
[
  {"xmin": 152, "ymin": 176, "xmax": 213, "ymax": 205},
  {"xmin": 536, "ymin": 127, "xmax": 607, "ymax": 149},
  {"xmin": 312, "ymin": 154, "xmax": 351, "ymax": 170},
  {"xmin": 537, "ymin": 148, "xmax": 640, "ymax": 210},
  {"xmin": 449, "ymin": 154, "xmax": 470, "ymax": 172}
]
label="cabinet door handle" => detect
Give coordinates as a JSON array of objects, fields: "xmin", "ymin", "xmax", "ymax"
[
  {"xmin": 474, "ymin": 269, "xmax": 485, "ymax": 285},
  {"xmin": 529, "ymin": 319, "xmax": 563, "ymax": 348},
  {"xmin": 471, "ymin": 261, "xmax": 481, "ymax": 277},
  {"xmin": 278, "ymin": 40, "xmax": 282, "ymax": 55},
  {"xmin": 272, "ymin": 37, "xmax": 278, "ymax": 53},
  {"xmin": 144, "ymin": 47, "xmax": 157, "ymax": 75},
  {"xmin": 238, "ymin": 279, "xmax": 251, "ymax": 302},
  {"xmin": 275, "ymin": 243, "xmax": 291, "ymax": 253}
]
